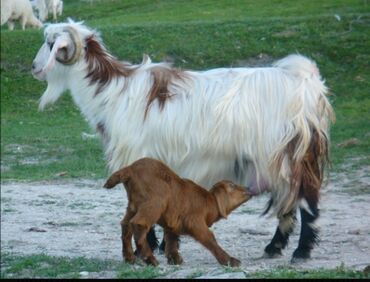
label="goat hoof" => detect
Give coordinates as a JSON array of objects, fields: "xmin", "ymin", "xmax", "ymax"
[
  {"xmin": 125, "ymin": 256, "xmax": 136, "ymax": 264},
  {"xmin": 145, "ymin": 256, "xmax": 159, "ymax": 266},
  {"xmin": 167, "ymin": 254, "xmax": 183, "ymax": 265},
  {"xmin": 263, "ymin": 244, "xmax": 282, "ymax": 258},
  {"xmin": 291, "ymin": 248, "xmax": 311, "ymax": 263},
  {"xmin": 229, "ymin": 257, "xmax": 241, "ymax": 267}
]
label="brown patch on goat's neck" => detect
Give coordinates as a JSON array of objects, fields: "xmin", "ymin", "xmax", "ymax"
[
  {"xmin": 84, "ymin": 35, "xmax": 136, "ymax": 96},
  {"xmin": 144, "ymin": 66, "xmax": 186, "ymax": 119}
]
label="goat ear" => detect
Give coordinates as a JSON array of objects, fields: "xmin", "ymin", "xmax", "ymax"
[
  {"xmin": 43, "ymin": 35, "xmax": 70, "ymax": 72},
  {"xmin": 213, "ymin": 187, "xmax": 229, "ymax": 219}
]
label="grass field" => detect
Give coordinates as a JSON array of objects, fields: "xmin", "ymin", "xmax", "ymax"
[
  {"xmin": 1, "ymin": 0, "xmax": 369, "ymax": 181},
  {"xmin": 1, "ymin": 0, "xmax": 370, "ymax": 278},
  {"xmin": 1, "ymin": 253, "xmax": 367, "ymax": 279}
]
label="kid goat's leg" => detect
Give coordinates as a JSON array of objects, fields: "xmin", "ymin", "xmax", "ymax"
[
  {"xmin": 164, "ymin": 230, "xmax": 183, "ymax": 265},
  {"xmin": 130, "ymin": 202, "xmax": 163, "ymax": 266},
  {"xmin": 191, "ymin": 224, "xmax": 240, "ymax": 267},
  {"xmin": 121, "ymin": 209, "xmax": 136, "ymax": 263}
]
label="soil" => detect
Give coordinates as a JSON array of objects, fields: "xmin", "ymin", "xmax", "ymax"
[{"xmin": 1, "ymin": 167, "xmax": 369, "ymax": 277}]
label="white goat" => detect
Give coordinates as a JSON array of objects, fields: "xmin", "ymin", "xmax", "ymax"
[
  {"xmin": 32, "ymin": 20, "xmax": 334, "ymax": 262},
  {"xmin": 1, "ymin": 0, "xmax": 43, "ymax": 30},
  {"xmin": 33, "ymin": 0, "xmax": 63, "ymax": 22}
]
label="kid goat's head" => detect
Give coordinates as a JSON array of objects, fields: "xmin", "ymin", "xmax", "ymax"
[{"xmin": 211, "ymin": 181, "xmax": 253, "ymax": 219}]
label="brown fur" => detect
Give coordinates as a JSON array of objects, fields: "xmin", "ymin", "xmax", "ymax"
[
  {"xmin": 144, "ymin": 66, "xmax": 187, "ymax": 119},
  {"xmin": 103, "ymin": 157, "xmax": 252, "ymax": 267},
  {"xmin": 96, "ymin": 121, "xmax": 110, "ymax": 145},
  {"xmin": 84, "ymin": 36, "xmax": 136, "ymax": 95},
  {"xmin": 266, "ymin": 129, "xmax": 329, "ymax": 217},
  {"xmin": 299, "ymin": 129, "xmax": 328, "ymax": 203},
  {"xmin": 287, "ymin": 129, "xmax": 328, "ymax": 211}
]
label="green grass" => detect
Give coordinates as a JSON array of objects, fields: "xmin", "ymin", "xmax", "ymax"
[
  {"xmin": 248, "ymin": 264, "xmax": 368, "ymax": 279},
  {"xmin": 1, "ymin": 0, "xmax": 369, "ymax": 181},
  {"xmin": 1, "ymin": 253, "xmax": 367, "ymax": 279},
  {"xmin": 0, "ymin": 252, "xmax": 163, "ymax": 279}
]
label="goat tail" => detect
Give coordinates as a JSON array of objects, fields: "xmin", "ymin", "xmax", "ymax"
[
  {"xmin": 268, "ymin": 54, "xmax": 335, "ymax": 217},
  {"xmin": 103, "ymin": 167, "xmax": 131, "ymax": 189}
]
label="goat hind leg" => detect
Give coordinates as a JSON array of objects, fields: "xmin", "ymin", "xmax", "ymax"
[
  {"xmin": 134, "ymin": 225, "xmax": 159, "ymax": 257},
  {"xmin": 291, "ymin": 197, "xmax": 319, "ymax": 262},
  {"xmin": 164, "ymin": 230, "xmax": 183, "ymax": 265},
  {"xmin": 264, "ymin": 208, "xmax": 297, "ymax": 258},
  {"xmin": 121, "ymin": 210, "xmax": 136, "ymax": 263},
  {"xmin": 159, "ymin": 233, "xmax": 180, "ymax": 255},
  {"xmin": 130, "ymin": 205, "xmax": 162, "ymax": 266},
  {"xmin": 132, "ymin": 223, "xmax": 159, "ymax": 266}
]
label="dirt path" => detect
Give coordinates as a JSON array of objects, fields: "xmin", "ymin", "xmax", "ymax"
[{"xmin": 1, "ymin": 168, "xmax": 370, "ymax": 277}]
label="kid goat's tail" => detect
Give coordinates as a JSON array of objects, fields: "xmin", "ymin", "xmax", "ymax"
[{"xmin": 103, "ymin": 167, "xmax": 131, "ymax": 189}]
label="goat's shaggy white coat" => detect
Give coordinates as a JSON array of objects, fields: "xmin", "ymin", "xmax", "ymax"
[
  {"xmin": 32, "ymin": 21, "xmax": 334, "ymax": 217},
  {"xmin": 33, "ymin": 0, "xmax": 63, "ymax": 22},
  {"xmin": 1, "ymin": 0, "xmax": 43, "ymax": 30}
]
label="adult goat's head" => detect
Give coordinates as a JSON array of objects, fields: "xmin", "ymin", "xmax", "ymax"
[
  {"xmin": 32, "ymin": 22, "xmax": 84, "ymax": 81},
  {"xmin": 32, "ymin": 19, "xmax": 95, "ymax": 110}
]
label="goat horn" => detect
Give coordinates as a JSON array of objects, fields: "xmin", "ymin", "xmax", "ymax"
[{"xmin": 56, "ymin": 27, "xmax": 83, "ymax": 65}]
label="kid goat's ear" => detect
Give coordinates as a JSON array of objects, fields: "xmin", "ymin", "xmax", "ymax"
[{"xmin": 212, "ymin": 186, "xmax": 229, "ymax": 219}]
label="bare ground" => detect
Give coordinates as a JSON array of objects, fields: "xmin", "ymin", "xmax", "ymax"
[{"xmin": 1, "ymin": 167, "xmax": 370, "ymax": 278}]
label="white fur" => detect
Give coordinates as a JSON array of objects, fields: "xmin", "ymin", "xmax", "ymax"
[
  {"xmin": 32, "ymin": 21, "xmax": 334, "ymax": 216},
  {"xmin": 33, "ymin": 0, "xmax": 63, "ymax": 22},
  {"xmin": 1, "ymin": 0, "xmax": 43, "ymax": 30}
]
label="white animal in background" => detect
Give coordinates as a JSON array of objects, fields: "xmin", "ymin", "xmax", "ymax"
[
  {"xmin": 1, "ymin": 0, "xmax": 43, "ymax": 30},
  {"xmin": 31, "ymin": 20, "xmax": 334, "ymax": 262},
  {"xmin": 34, "ymin": 0, "xmax": 63, "ymax": 22}
]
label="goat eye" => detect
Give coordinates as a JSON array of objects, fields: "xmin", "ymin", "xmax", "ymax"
[{"xmin": 48, "ymin": 42, "xmax": 54, "ymax": 50}]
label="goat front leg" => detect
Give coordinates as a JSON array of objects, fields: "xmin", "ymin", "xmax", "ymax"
[
  {"xmin": 164, "ymin": 230, "xmax": 183, "ymax": 265},
  {"xmin": 191, "ymin": 225, "xmax": 240, "ymax": 267},
  {"xmin": 7, "ymin": 21, "xmax": 15, "ymax": 30}
]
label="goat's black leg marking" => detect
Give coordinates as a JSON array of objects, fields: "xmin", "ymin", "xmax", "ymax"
[
  {"xmin": 292, "ymin": 200, "xmax": 319, "ymax": 262},
  {"xmin": 264, "ymin": 209, "xmax": 297, "ymax": 258},
  {"xmin": 159, "ymin": 237, "xmax": 166, "ymax": 254},
  {"xmin": 134, "ymin": 225, "xmax": 158, "ymax": 257}
]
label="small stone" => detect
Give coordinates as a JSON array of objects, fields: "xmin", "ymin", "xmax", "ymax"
[
  {"xmin": 348, "ymin": 229, "xmax": 361, "ymax": 235},
  {"xmin": 27, "ymin": 227, "xmax": 47, "ymax": 232},
  {"xmin": 239, "ymin": 228, "xmax": 270, "ymax": 236},
  {"xmin": 337, "ymin": 138, "xmax": 360, "ymax": 148},
  {"xmin": 197, "ymin": 271, "xmax": 246, "ymax": 279},
  {"xmin": 79, "ymin": 271, "xmax": 89, "ymax": 277}
]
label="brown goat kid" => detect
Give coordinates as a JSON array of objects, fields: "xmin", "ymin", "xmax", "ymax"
[{"xmin": 104, "ymin": 157, "xmax": 252, "ymax": 267}]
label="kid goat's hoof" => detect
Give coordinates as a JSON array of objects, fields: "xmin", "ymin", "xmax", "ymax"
[
  {"xmin": 167, "ymin": 254, "xmax": 183, "ymax": 265},
  {"xmin": 144, "ymin": 256, "xmax": 159, "ymax": 266},
  {"xmin": 228, "ymin": 257, "xmax": 241, "ymax": 267},
  {"xmin": 124, "ymin": 256, "xmax": 136, "ymax": 264}
]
